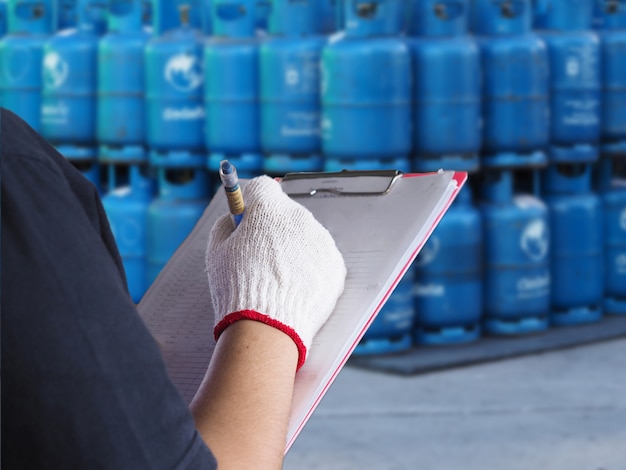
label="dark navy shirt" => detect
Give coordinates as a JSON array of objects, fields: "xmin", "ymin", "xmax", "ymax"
[{"xmin": 1, "ymin": 108, "xmax": 218, "ymax": 469}]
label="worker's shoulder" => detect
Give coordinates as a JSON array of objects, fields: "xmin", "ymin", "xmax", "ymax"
[
  {"xmin": 0, "ymin": 108, "xmax": 87, "ymax": 193},
  {"xmin": 1, "ymin": 107, "xmax": 68, "ymax": 173}
]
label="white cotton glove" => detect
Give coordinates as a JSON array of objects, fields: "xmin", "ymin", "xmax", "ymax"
[{"xmin": 206, "ymin": 175, "xmax": 347, "ymax": 370}]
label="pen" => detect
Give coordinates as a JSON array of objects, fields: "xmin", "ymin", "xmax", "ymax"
[{"xmin": 219, "ymin": 159, "xmax": 245, "ymax": 228}]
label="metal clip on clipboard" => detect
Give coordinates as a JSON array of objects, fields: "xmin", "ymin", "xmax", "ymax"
[{"xmin": 280, "ymin": 169, "xmax": 404, "ymax": 198}]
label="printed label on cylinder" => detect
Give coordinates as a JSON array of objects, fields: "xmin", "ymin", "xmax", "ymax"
[
  {"xmin": 41, "ymin": 100, "xmax": 70, "ymax": 125},
  {"xmin": 281, "ymin": 112, "xmax": 320, "ymax": 137},
  {"xmin": 516, "ymin": 273, "xmax": 550, "ymax": 300},
  {"xmin": 414, "ymin": 283, "xmax": 445, "ymax": 297}
]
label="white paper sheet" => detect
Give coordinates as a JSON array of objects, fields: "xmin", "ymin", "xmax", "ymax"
[{"xmin": 137, "ymin": 170, "xmax": 466, "ymax": 452}]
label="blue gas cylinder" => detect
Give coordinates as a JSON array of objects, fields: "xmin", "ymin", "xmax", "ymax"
[
  {"xmin": 102, "ymin": 164, "xmax": 156, "ymax": 302},
  {"xmin": 146, "ymin": 168, "xmax": 211, "ymax": 284},
  {"xmin": 595, "ymin": 158, "xmax": 626, "ymax": 314},
  {"xmin": 321, "ymin": 0, "xmax": 411, "ymax": 161},
  {"xmin": 200, "ymin": 0, "xmax": 212, "ymax": 34},
  {"xmin": 97, "ymin": 0, "xmax": 150, "ymax": 164},
  {"xmin": 263, "ymin": 153, "xmax": 324, "ymax": 175},
  {"xmin": 324, "ymin": 155, "xmax": 409, "ymax": 172},
  {"xmin": 41, "ymin": 0, "xmax": 106, "ymax": 158},
  {"xmin": 480, "ymin": 170, "xmax": 551, "ymax": 334},
  {"xmin": 146, "ymin": 2, "xmax": 205, "ymax": 168},
  {"xmin": 413, "ymin": 185, "xmax": 483, "ymax": 343},
  {"xmin": 0, "ymin": 0, "xmax": 56, "ymax": 131},
  {"xmin": 534, "ymin": 0, "xmax": 601, "ymax": 164},
  {"xmin": 542, "ymin": 163, "xmax": 604, "ymax": 325},
  {"xmin": 409, "ymin": 0, "xmax": 481, "ymax": 173},
  {"xmin": 594, "ymin": 0, "xmax": 626, "ymax": 158},
  {"xmin": 204, "ymin": 0, "xmax": 260, "ymax": 155},
  {"xmin": 260, "ymin": 0, "xmax": 325, "ymax": 173},
  {"xmin": 57, "ymin": 144, "xmax": 98, "ymax": 160},
  {"xmin": 469, "ymin": 0, "xmax": 549, "ymax": 169},
  {"xmin": 320, "ymin": 0, "xmax": 336, "ymax": 34},
  {"xmin": 353, "ymin": 267, "xmax": 415, "ymax": 356},
  {"xmin": 0, "ymin": 1, "xmax": 9, "ymax": 38},
  {"xmin": 407, "ymin": 0, "xmax": 459, "ymax": 35},
  {"xmin": 333, "ymin": 0, "xmax": 344, "ymax": 30},
  {"xmin": 57, "ymin": 0, "xmax": 77, "ymax": 30},
  {"xmin": 151, "ymin": 0, "xmax": 202, "ymax": 35},
  {"xmin": 142, "ymin": 0, "xmax": 152, "ymax": 29},
  {"xmin": 255, "ymin": 0, "xmax": 270, "ymax": 31}
]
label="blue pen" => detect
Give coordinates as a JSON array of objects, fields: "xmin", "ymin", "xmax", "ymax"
[{"xmin": 219, "ymin": 160, "xmax": 245, "ymax": 227}]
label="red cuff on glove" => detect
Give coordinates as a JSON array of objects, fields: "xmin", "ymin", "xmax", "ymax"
[{"xmin": 214, "ymin": 310, "xmax": 307, "ymax": 371}]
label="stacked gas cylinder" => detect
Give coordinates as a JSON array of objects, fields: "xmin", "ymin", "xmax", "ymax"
[
  {"xmin": 0, "ymin": 0, "xmax": 624, "ymax": 357},
  {"xmin": 362, "ymin": 0, "xmax": 626, "ymax": 355}
]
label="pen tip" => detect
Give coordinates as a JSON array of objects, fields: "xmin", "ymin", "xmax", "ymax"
[{"xmin": 220, "ymin": 160, "xmax": 233, "ymax": 175}]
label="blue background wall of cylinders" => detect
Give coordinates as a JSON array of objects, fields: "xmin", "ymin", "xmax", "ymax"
[{"xmin": 2, "ymin": 0, "xmax": 625, "ymax": 355}]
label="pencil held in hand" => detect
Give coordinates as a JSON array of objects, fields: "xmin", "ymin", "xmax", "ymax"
[{"xmin": 219, "ymin": 160, "xmax": 245, "ymax": 227}]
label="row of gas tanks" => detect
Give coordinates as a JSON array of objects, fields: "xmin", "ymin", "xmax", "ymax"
[
  {"xmin": 359, "ymin": 159, "xmax": 626, "ymax": 354},
  {"xmin": 92, "ymin": 157, "xmax": 626, "ymax": 357},
  {"xmin": 1, "ymin": 0, "xmax": 625, "ymax": 172},
  {"xmin": 15, "ymin": 26, "xmax": 626, "ymax": 170}
]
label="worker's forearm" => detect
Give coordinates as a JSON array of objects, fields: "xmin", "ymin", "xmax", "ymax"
[{"xmin": 190, "ymin": 320, "xmax": 298, "ymax": 469}]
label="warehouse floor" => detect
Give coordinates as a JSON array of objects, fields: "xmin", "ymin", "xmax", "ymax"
[{"xmin": 284, "ymin": 336, "xmax": 626, "ymax": 470}]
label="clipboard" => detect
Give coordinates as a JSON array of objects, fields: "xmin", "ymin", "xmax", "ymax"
[{"xmin": 137, "ymin": 169, "xmax": 467, "ymax": 452}]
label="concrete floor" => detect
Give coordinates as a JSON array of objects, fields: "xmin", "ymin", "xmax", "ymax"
[{"xmin": 284, "ymin": 337, "xmax": 626, "ymax": 470}]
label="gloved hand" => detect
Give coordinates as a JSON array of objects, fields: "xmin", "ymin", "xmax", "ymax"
[{"xmin": 206, "ymin": 175, "xmax": 347, "ymax": 370}]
